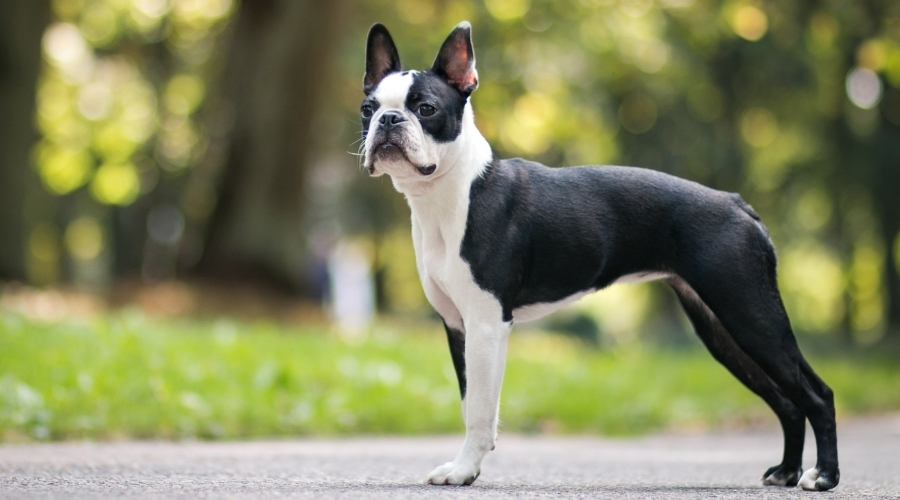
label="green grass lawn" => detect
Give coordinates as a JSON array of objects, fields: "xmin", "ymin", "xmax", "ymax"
[{"xmin": 1, "ymin": 310, "xmax": 898, "ymax": 441}]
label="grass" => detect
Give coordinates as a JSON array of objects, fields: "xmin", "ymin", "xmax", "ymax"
[{"xmin": 1, "ymin": 309, "xmax": 898, "ymax": 441}]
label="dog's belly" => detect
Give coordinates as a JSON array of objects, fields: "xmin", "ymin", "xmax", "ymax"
[
  {"xmin": 512, "ymin": 290, "xmax": 593, "ymax": 323},
  {"xmin": 511, "ymin": 272, "xmax": 671, "ymax": 323}
]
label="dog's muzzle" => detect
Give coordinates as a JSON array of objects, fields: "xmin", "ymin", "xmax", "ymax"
[{"xmin": 368, "ymin": 137, "xmax": 436, "ymax": 176}]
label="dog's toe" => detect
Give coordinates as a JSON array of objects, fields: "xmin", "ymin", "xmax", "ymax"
[
  {"xmin": 425, "ymin": 462, "xmax": 479, "ymax": 486},
  {"xmin": 761, "ymin": 464, "xmax": 801, "ymax": 487},
  {"xmin": 799, "ymin": 466, "xmax": 840, "ymax": 491}
]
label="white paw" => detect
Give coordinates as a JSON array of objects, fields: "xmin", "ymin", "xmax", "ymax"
[
  {"xmin": 761, "ymin": 466, "xmax": 801, "ymax": 486},
  {"xmin": 762, "ymin": 473, "xmax": 788, "ymax": 486},
  {"xmin": 798, "ymin": 467, "xmax": 819, "ymax": 491},
  {"xmin": 425, "ymin": 461, "xmax": 480, "ymax": 485}
]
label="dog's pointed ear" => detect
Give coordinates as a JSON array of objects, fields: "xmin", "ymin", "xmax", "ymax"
[
  {"xmin": 364, "ymin": 23, "xmax": 401, "ymax": 95},
  {"xmin": 431, "ymin": 21, "xmax": 478, "ymax": 96}
]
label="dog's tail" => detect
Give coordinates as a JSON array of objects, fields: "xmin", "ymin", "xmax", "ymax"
[
  {"xmin": 728, "ymin": 192, "xmax": 772, "ymax": 240},
  {"xmin": 729, "ymin": 192, "xmax": 760, "ymax": 222}
]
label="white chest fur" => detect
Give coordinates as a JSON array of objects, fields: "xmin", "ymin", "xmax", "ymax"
[{"xmin": 395, "ymin": 103, "xmax": 498, "ymax": 332}]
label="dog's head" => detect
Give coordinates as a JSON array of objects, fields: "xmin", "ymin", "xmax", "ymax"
[{"xmin": 360, "ymin": 22, "xmax": 480, "ymax": 182}]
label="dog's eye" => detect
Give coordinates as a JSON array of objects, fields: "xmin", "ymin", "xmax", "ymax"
[
  {"xmin": 418, "ymin": 104, "xmax": 436, "ymax": 117},
  {"xmin": 361, "ymin": 105, "xmax": 374, "ymax": 119}
]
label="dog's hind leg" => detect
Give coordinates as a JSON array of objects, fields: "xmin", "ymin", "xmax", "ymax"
[
  {"xmin": 678, "ymin": 224, "xmax": 839, "ymax": 491},
  {"xmin": 668, "ymin": 277, "xmax": 805, "ymax": 486}
]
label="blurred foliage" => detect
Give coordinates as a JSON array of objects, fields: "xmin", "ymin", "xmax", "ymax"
[
  {"xmin": 26, "ymin": 0, "xmax": 900, "ymax": 342},
  {"xmin": 31, "ymin": 0, "xmax": 233, "ymax": 285},
  {"xmin": 2, "ymin": 310, "xmax": 898, "ymax": 440}
]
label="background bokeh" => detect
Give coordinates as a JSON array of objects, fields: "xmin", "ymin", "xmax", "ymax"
[
  {"xmin": 3, "ymin": 0, "xmax": 899, "ymax": 343},
  {"xmin": 0, "ymin": 0, "xmax": 899, "ymax": 440}
]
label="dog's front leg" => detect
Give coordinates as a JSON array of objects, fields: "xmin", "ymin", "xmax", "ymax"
[{"xmin": 427, "ymin": 317, "xmax": 510, "ymax": 485}]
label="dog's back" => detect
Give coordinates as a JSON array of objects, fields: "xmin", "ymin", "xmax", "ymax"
[{"xmin": 462, "ymin": 159, "xmax": 768, "ymax": 313}]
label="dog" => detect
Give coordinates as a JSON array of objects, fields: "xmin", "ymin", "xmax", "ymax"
[{"xmin": 359, "ymin": 21, "xmax": 839, "ymax": 491}]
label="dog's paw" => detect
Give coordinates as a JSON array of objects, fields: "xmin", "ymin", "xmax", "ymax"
[
  {"xmin": 761, "ymin": 463, "xmax": 801, "ymax": 487},
  {"xmin": 798, "ymin": 466, "xmax": 840, "ymax": 491},
  {"xmin": 424, "ymin": 462, "xmax": 480, "ymax": 486}
]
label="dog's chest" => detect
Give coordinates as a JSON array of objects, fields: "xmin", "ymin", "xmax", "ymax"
[
  {"xmin": 412, "ymin": 207, "xmax": 468, "ymax": 293},
  {"xmin": 406, "ymin": 181, "xmax": 483, "ymax": 325}
]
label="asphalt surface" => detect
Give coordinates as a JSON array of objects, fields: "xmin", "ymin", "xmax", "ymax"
[{"xmin": 1, "ymin": 415, "xmax": 898, "ymax": 499}]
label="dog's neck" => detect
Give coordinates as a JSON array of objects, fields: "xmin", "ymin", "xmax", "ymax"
[{"xmin": 393, "ymin": 102, "xmax": 493, "ymax": 221}]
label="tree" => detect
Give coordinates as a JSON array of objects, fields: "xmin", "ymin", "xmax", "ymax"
[
  {"xmin": 193, "ymin": 0, "xmax": 350, "ymax": 292},
  {"xmin": 0, "ymin": 1, "xmax": 50, "ymax": 281}
]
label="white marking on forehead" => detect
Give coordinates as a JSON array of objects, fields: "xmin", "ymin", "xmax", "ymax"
[{"xmin": 373, "ymin": 71, "xmax": 416, "ymax": 109}]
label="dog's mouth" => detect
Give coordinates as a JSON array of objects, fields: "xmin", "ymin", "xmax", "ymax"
[
  {"xmin": 376, "ymin": 141, "xmax": 403, "ymax": 157},
  {"xmin": 368, "ymin": 140, "xmax": 436, "ymax": 176}
]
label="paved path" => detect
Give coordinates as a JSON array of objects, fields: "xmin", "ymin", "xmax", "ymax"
[{"xmin": 1, "ymin": 415, "xmax": 898, "ymax": 499}]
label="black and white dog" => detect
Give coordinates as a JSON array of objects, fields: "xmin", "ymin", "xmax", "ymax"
[{"xmin": 359, "ymin": 22, "xmax": 839, "ymax": 491}]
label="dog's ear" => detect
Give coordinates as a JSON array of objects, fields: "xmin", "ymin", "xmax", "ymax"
[
  {"xmin": 364, "ymin": 23, "xmax": 401, "ymax": 95},
  {"xmin": 431, "ymin": 21, "xmax": 478, "ymax": 96}
]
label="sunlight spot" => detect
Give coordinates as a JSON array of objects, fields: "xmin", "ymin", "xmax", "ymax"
[
  {"xmin": 620, "ymin": 0, "xmax": 653, "ymax": 19},
  {"xmin": 37, "ymin": 80, "xmax": 71, "ymax": 122},
  {"xmin": 658, "ymin": 0, "xmax": 695, "ymax": 8},
  {"xmin": 633, "ymin": 40, "xmax": 669, "ymax": 74},
  {"xmin": 740, "ymin": 107, "xmax": 778, "ymax": 148},
  {"xmin": 486, "ymin": 0, "xmax": 531, "ymax": 21},
  {"xmin": 134, "ymin": 0, "xmax": 172, "ymax": 19},
  {"xmin": 501, "ymin": 92, "xmax": 556, "ymax": 154},
  {"xmin": 79, "ymin": 2, "xmax": 119, "ymax": 47},
  {"xmin": 198, "ymin": 0, "xmax": 233, "ymax": 19},
  {"xmin": 730, "ymin": 5, "xmax": 768, "ymax": 42},
  {"xmin": 42, "ymin": 23, "xmax": 94, "ymax": 82},
  {"xmin": 571, "ymin": 283, "xmax": 652, "ymax": 344},
  {"xmin": 65, "ymin": 217, "xmax": 104, "ymax": 261},
  {"xmin": 779, "ymin": 242, "xmax": 844, "ymax": 332},
  {"xmin": 94, "ymin": 123, "xmax": 140, "ymax": 163},
  {"xmin": 514, "ymin": 92, "xmax": 557, "ymax": 129},
  {"xmin": 377, "ymin": 362, "xmax": 402, "ymax": 386},
  {"xmin": 846, "ymin": 68, "xmax": 883, "ymax": 110},
  {"xmin": 809, "ymin": 12, "xmax": 837, "ymax": 47},
  {"xmin": 396, "ymin": 0, "xmax": 435, "ymax": 24},
  {"xmin": 37, "ymin": 145, "xmax": 93, "ymax": 195},
  {"xmin": 43, "ymin": 23, "xmax": 88, "ymax": 65},
  {"xmin": 77, "ymin": 82, "xmax": 113, "ymax": 120},
  {"xmin": 91, "ymin": 162, "xmax": 141, "ymax": 205},
  {"xmin": 164, "ymin": 74, "xmax": 205, "ymax": 115}
]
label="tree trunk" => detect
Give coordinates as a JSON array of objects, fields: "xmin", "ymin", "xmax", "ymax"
[
  {"xmin": 880, "ymin": 209, "xmax": 900, "ymax": 339},
  {"xmin": 193, "ymin": 0, "xmax": 349, "ymax": 293},
  {"xmin": 868, "ymin": 120, "xmax": 900, "ymax": 339},
  {"xmin": 0, "ymin": 1, "xmax": 50, "ymax": 282},
  {"xmin": 885, "ymin": 228, "xmax": 900, "ymax": 337}
]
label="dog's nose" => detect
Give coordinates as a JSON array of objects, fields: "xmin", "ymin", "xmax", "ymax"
[{"xmin": 379, "ymin": 111, "xmax": 406, "ymax": 130}]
